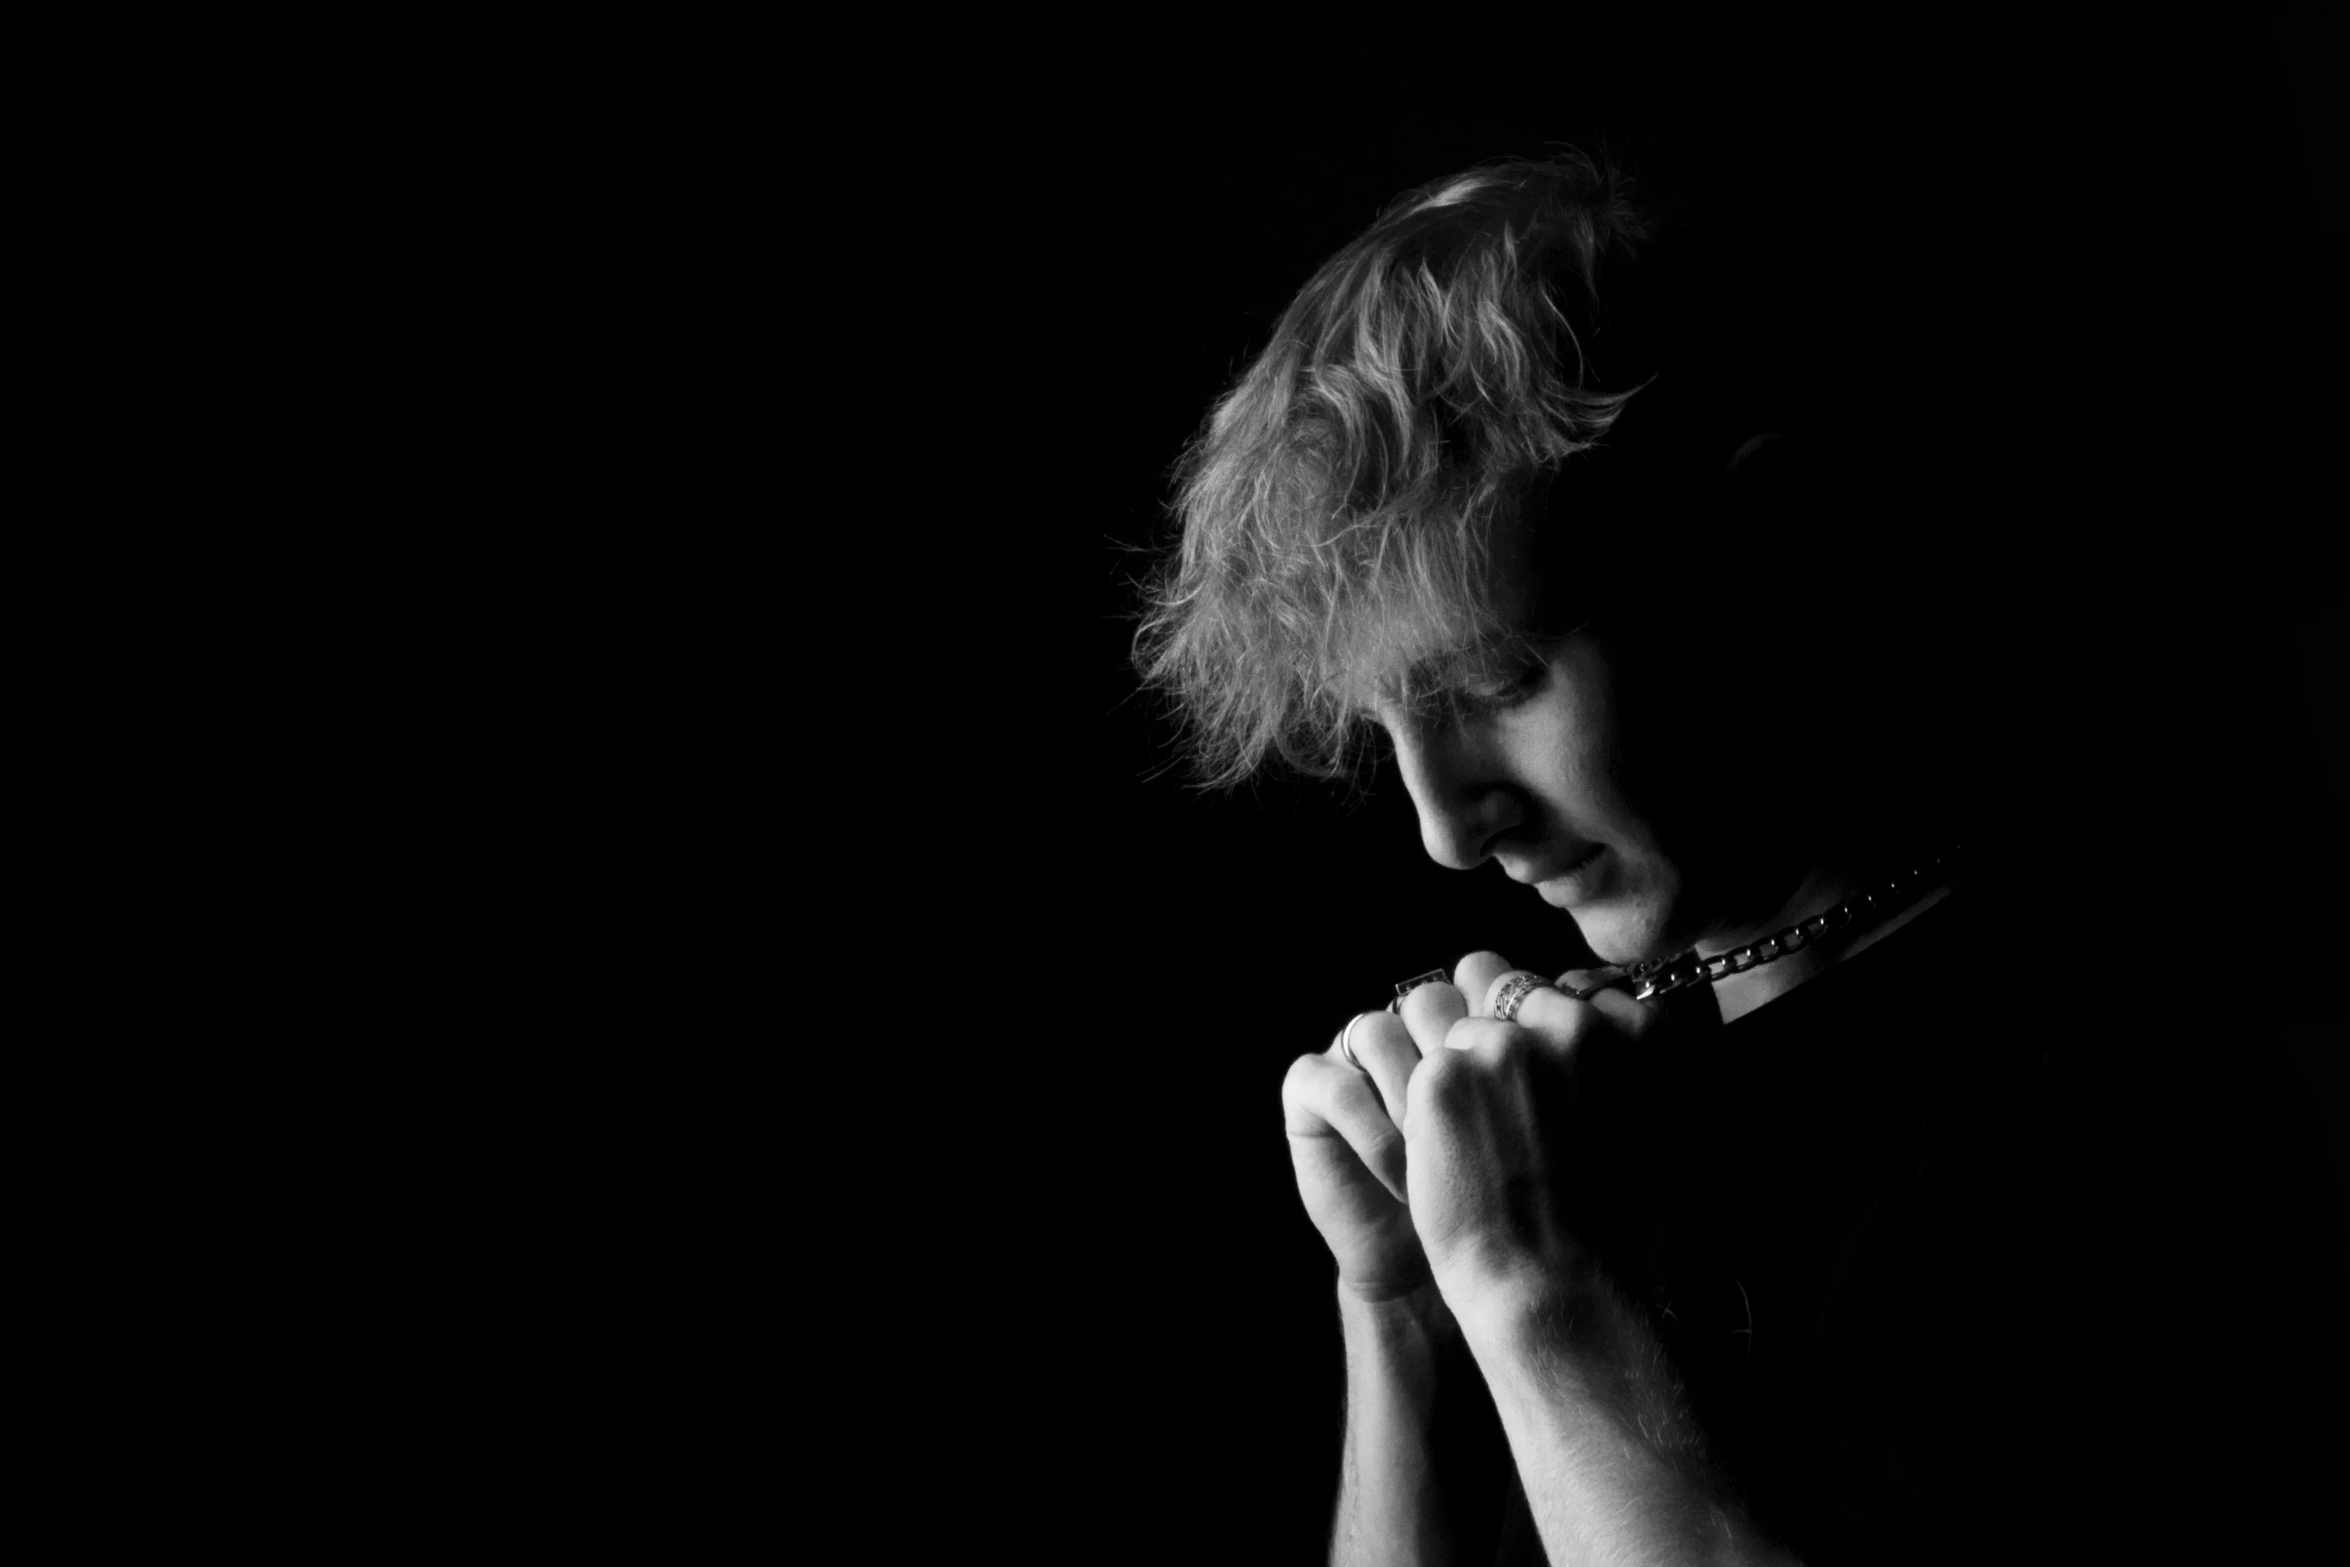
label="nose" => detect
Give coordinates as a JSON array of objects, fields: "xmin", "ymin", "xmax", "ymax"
[{"xmin": 1388, "ymin": 719, "xmax": 1525, "ymax": 871}]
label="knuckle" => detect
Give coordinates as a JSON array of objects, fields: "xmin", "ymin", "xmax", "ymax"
[
  {"xmin": 1549, "ymin": 988, "xmax": 1599, "ymax": 1027},
  {"xmin": 1443, "ymin": 1016, "xmax": 1501, "ymax": 1054},
  {"xmin": 1410, "ymin": 1046, "xmax": 1457, "ymax": 1095},
  {"xmin": 1452, "ymin": 949, "xmax": 1508, "ymax": 989},
  {"xmin": 1481, "ymin": 969, "xmax": 1537, "ymax": 1017},
  {"xmin": 1400, "ymin": 982, "xmax": 1462, "ymax": 1025},
  {"xmin": 1511, "ymin": 988, "xmax": 1574, "ymax": 1036},
  {"xmin": 1283, "ymin": 1053, "xmax": 1330, "ymax": 1101}
]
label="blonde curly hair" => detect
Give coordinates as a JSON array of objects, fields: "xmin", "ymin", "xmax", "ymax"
[{"xmin": 1134, "ymin": 151, "xmax": 1651, "ymax": 785}]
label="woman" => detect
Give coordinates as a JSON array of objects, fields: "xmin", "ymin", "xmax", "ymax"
[{"xmin": 1134, "ymin": 153, "xmax": 2342, "ymax": 1563}]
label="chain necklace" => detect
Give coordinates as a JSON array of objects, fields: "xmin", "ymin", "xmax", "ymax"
[{"xmin": 1571, "ymin": 845, "xmax": 1971, "ymax": 1002}]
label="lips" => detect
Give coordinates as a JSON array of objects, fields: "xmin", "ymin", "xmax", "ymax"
[
  {"xmin": 1529, "ymin": 843, "xmax": 1602, "ymax": 882},
  {"xmin": 1533, "ymin": 842, "xmax": 1608, "ymax": 907}
]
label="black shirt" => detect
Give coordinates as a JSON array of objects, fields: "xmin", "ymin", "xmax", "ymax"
[{"xmin": 1523, "ymin": 872, "xmax": 2347, "ymax": 1563}]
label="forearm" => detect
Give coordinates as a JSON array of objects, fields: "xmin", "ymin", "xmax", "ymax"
[
  {"xmin": 1334, "ymin": 1284, "xmax": 1501, "ymax": 1567},
  {"xmin": 1462, "ymin": 1275, "xmax": 1796, "ymax": 1567}
]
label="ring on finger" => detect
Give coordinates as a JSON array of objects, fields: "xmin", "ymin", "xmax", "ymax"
[
  {"xmin": 1335, "ymin": 1014, "xmax": 1370, "ymax": 1072},
  {"xmin": 1388, "ymin": 969, "xmax": 1450, "ymax": 1015},
  {"xmin": 1490, "ymin": 969, "xmax": 1558, "ymax": 1024}
]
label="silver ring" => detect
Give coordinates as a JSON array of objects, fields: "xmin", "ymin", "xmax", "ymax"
[
  {"xmin": 1387, "ymin": 969, "xmax": 1450, "ymax": 1015},
  {"xmin": 1335, "ymin": 1015, "xmax": 1368, "ymax": 1072},
  {"xmin": 1489, "ymin": 970, "xmax": 1556, "ymax": 1024}
]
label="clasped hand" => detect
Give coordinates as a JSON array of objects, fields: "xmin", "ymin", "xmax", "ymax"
[{"xmin": 1283, "ymin": 951, "xmax": 1664, "ymax": 1325}]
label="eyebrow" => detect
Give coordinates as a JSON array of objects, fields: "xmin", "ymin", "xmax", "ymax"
[{"xmin": 1385, "ymin": 638, "xmax": 1526, "ymax": 703}]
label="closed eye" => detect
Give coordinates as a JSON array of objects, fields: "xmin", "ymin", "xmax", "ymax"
[{"xmin": 1453, "ymin": 657, "xmax": 1550, "ymax": 718}]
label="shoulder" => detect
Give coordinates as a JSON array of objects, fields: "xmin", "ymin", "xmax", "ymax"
[{"xmin": 1788, "ymin": 869, "xmax": 2350, "ymax": 1558}]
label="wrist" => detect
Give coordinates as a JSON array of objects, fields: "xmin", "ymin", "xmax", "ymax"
[
  {"xmin": 1337, "ymin": 1275, "xmax": 1456, "ymax": 1339},
  {"xmin": 1440, "ymin": 1256, "xmax": 1597, "ymax": 1364},
  {"xmin": 1337, "ymin": 1278, "xmax": 1468, "ymax": 1393}
]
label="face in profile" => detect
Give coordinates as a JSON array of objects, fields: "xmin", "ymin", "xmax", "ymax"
[
  {"xmin": 1375, "ymin": 628, "xmax": 1688, "ymax": 966},
  {"xmin": 1367, "ymin": 522, "xmax": 1792, "ymax": 967}
]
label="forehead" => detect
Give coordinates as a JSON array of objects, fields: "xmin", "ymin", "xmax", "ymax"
[
  {"xmin": 1304, "ymin": 460, "xmax": 1623, "ymax": 717},
  {"xmin": 1329, "ymin": 521, "xmax": 1580, "ymax": 708}
]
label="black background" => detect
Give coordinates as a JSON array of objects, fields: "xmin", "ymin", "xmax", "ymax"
[{"xmin": 817, "ymin": 6, "xmax": 2345, "ymax": 1555}]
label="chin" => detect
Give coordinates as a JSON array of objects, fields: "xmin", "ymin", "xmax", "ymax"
[
  {"xmin": 1557, "ymin": 851, "xmax": 1695, "ymax": 968},
  {"xmin": 1568, "ymin": 898, "xmax": 1681, "ymax": 968}
]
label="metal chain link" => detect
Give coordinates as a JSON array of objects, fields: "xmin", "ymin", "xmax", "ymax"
[
  {"xmin": 1380, "ymin": 846, "xmax": 1969, "ymax": 1019},
  {"xmin": 1600, "ymin": 845, "xmax": 1970, "ymax": 1002}
]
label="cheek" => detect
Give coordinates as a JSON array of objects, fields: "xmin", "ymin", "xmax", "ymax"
[
  {"xmin": 1596, "ymin": 690, "xmax": 1725, "ymax": 841},
  {"xmin": 1533, "ymin": 692, "xmax": 1647, "ymax": 834}
]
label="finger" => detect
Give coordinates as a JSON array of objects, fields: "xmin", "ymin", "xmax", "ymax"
[
  {"xmin": 1506, "ymin": 984, "xmax": 1598, "ymax": 1051},
  {"xmin": 1440, "ymin": 1015, "xmax": 1520, "ymax": 1056},
  {"xmin": 1343, "ymin": 1010, "xmax": 1422, "ymax": 1129},
  {"xmin": 1480, "ymin": 966, "xmax": 1566, "ymax": 1020},
  {"xmin": 1509, "ymin": 984, "xmax": 1666, "ymax": 1060},
  {"xmin": 1584, "ymin": 984, "xmax": 1667, "ymax": 1039},
  {"xmin": 1399, "ymin": 979, "xmax": 1469, "ymax": 1058},
  {"xmin": 1453, "ymin": 951, "xmax": 1515, "ymax": 1017},
  {"xmin": 1284, "ymin": 1053, "xmax": 1410, "ymax": 1202}
]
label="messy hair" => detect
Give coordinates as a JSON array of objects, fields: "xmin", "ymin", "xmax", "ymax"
[{"xmin": 1134, "ymin": 150, "xmax": 1650, "ymax": 785}]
